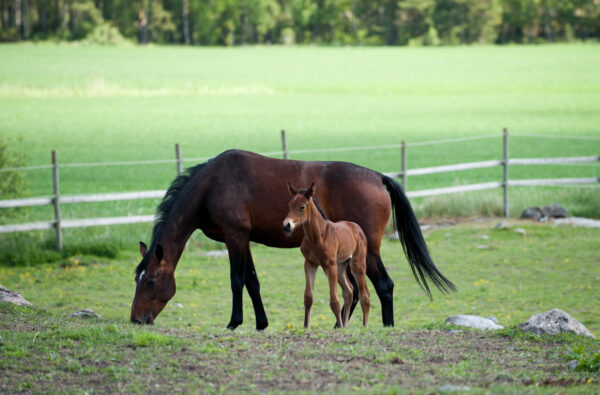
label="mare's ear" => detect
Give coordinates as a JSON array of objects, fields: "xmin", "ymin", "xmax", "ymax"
[
  {"xmin": 305, "ymin": 182, "xmax": 316, "ymax": 199},
  {"xmin": 155, "ymin": 244, "xmax": 163, "ymax": 262},
  {"xmin": 139, "ymin": 242, "xmax": 148, "ymax": 258},
  {"xmin": 288, "ymin": 182, "xmax": 298, "ymax": 196}
]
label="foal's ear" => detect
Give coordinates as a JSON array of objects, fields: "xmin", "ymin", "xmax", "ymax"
[
  {"xmin": 288, "ymin": 182, "xmax": 298, "ymax": 196},
  {"xmin": 139, "ymin": 242, "xmax": 148, "ymax": 258},
  {"xmin": 305, "ymin": 182, "xmax": 316, "ymax": 199}
]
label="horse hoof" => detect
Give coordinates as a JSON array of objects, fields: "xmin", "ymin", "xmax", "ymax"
[
  {"xmin": 256, "ymin": 321, "xmax": 269, "ymax": 331},
  {"xmin": 227, "ymin": 321, "xmax": 242, "ymax": 330}
]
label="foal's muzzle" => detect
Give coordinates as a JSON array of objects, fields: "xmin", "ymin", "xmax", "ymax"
[{"xmin": 282, "ymin": 220, "xmax": 294, "ymax": 235}]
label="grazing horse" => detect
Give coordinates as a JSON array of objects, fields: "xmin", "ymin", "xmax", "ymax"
[
  {"xmin": 284, "ymin": 182, "xmax": 370, "ymax": 328},
  {"xmin": 130, "ymin": 149, "xmax": 455, "ymax": 328}
]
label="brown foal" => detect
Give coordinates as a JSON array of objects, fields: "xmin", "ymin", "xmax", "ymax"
[{"xmin": 283, "ymin": 182, "xmax": 370, "ymax": 329}]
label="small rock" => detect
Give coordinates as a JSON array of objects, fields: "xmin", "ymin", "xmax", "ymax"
[
  {"xmin": 486, "ymin": 316, "xmax": 499, "ymax": 324},
  {"xmin": 521, "ymin": 207, "xmax": 543, "ymax": 221},
  {"xmin": 437, "ymin": 384, "xmax": 471, "ymax": 393},
  {"xmin": 445, "ymin": 233, "xmax": 452, "ymax": 237},
  {"xmin": 0, "ymin": 285, "xmax": 32, "ymax": 307},
  {"xmin": 567, "ymin": 360, "xmax": 579, "ymax": 370},
  {"xmin": 479, "ymin": 235, "xmax": 489, "ymax": 240},
  {"xmin": 520, "ymin": 308, "xmax": 595, "ymax": 338},
  {"xmin": 70, "ymin": 308, "xmax": 101, "ymax": 319},
  {"xmin": 495, "ymin": 221, "xmax": 511, "ymax": 229},
  {"xmin": 175, "ymin": 303, "xmax": 184, "ymax": 308},
  {"xmin": 446, "ymin": 315, "xmax": 504, "ymax": 330},
  {"xmin": 542, "ymin": 203, "xmax": 568, "ymax": 218},
  {"xmin": 553, "ymin": 217, "xmax": 600, "ymax": 228},
  {"xmin": 514, "ymin": 228, "xmax": 527, "ymax": 235},
  {"xmin": 476, "ymin": 245, "xmax": 488, "ymax": 249},
  {"xmin": 0, "ymin": 335, "xmax": 3, "ymax": 344}
]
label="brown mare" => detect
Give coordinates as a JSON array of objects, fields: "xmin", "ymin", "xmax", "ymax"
[
  {"xmin": 131, "ymin": 149, "xmax": 455, "ymax": 328},
  {"xmin": 284, "ymin": 182, "xmax": 370, "ymax": 328}
]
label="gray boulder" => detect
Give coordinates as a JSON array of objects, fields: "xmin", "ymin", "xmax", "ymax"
[
  {"xmin": 446, "ymin": 315, "xmax": 504, "ymax": 330},
  {"xmin": 520, "ymin": 309, "xmax": 595, "ymax": 338},
  {"xmin": 542, "ymin": 203, "xmax": 568, "ymax": 218},
  {"xmin": 0, "ymin": 285, "xmax": 32, "ymax": 307},
  {"xmin": 520, "ymin": 207, "xmax": 543, "ymax": 221},
  {"xmin": 70, "ymin": 308, "xmax": 101, "ymax": 319}
]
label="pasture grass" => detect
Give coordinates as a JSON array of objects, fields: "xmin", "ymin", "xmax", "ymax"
[
  {"xmin": 1, "ymin": 221, "xmax": 599, "ymax": 392},
  {"xmin": 1, "ymin": 43, "xmax": 599, "ymax": 255}
]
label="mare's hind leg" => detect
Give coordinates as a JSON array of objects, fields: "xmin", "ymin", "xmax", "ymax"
[
  {"xmin": 304, "ymin": 260, "xmax": 318, "ymax": 329},
  {"xmin": 366, "ymin": 252, "xmax": 394, "ymax": 327},
  {"xmin": 337, "ymin": 261, "xmax": 353, "ymax": 328},
  {"xmin": 244, "ymin": 245, "xmax": 268, "ymax": 330},
  {"xmin": 323, "ymin": 262, "xmax": 342, "ymax": 328}
]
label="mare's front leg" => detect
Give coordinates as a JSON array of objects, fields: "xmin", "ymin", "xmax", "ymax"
[
  {"xmin": 244, "ymin": 245, "xmax": 268, "ymax": 330},
  {"xmin": 225, "ymin": 229, "xmax": 251, "ymax": 330},
  {"xmin": 303, "ymin": 260, "xmax": 318, "ymax": 329},
  {"xmin": 323, "ymin": 262, "xmax": 342, "ymax": 328}
]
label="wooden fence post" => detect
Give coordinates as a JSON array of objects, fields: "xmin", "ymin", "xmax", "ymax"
[
  {"xmin": 401, "ymin": 141, "xmax": 407, "ymax": 191},
  {"xmin": 52, "ymin": 150, "xmax": 63, "ymax": 251},
  {"xmin": 502, "ymin": 128, "xmax": 509, "ymax": 217},
  {"xmin": 281, "ymin": 129, "xmax": 289, "ymax": 160},
  {"xmin": 175, "ymin": 143, "xmax": 182, "ymax": 176}
]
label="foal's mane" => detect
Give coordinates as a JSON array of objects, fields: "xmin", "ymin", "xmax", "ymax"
[{"xmin": 135, "ymin": 161, "xmax": 209, "ymax": 276}]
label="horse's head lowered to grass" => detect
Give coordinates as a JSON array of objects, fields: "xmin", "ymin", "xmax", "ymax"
[{"xmin": 130, "ymin": 242, "xmax": 176, "ymax": 325}]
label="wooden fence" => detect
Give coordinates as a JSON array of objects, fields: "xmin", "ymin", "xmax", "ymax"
[{"xmin": 1, "ymin": 129, "xmax": 598, "ymax": 251}]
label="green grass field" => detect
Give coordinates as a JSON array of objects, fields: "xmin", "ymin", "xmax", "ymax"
[
  {"xmin": 1, "ymin": 44, "xmax": 599, "ymax": 392},
  {"xmin": 1, "ymin": 221, "xmax": 599, "ymax": 392},
  {"xmin": 1, "ymin": 43, "xmax": 599, "ymax": 253}
]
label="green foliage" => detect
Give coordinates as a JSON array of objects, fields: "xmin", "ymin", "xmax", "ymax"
[
  {"xmin": 569, "ymin": 345, "xmax": 600, "ymax": 372},
  {"xmin": 84, "ymin": 23, "xmax": 132, "ymax": 46},
  {"xmin": 0, "ymin": 137, "xmax": 27, "ymax": 199},
  {"xmin": 2, "ymin": 0, "xmax": 599, "ymax": 45}
]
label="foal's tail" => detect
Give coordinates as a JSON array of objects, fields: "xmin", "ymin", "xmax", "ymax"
[{"xmin": 381, "ymin": 175, "xmax": 457, "ymax": 298}]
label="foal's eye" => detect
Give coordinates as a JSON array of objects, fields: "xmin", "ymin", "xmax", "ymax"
[
  {"xmin": 299, "ymin": 205, "xmax": 306, "ymax": 212},
  {"xmin": 147, "ymin": 279, "xmax": 156, "ymax": 288}
]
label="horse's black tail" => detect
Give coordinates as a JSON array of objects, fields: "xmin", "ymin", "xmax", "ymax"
[{"xmin": 382, "ymin": 175, "xmax": 457, "ymax": 298}]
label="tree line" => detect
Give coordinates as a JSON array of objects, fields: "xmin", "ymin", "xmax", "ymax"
[{"xmin": 1, "ymin": 0, "xmax": 599, "ymax": 45}]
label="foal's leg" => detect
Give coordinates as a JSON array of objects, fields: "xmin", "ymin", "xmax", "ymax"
[
  {"xmin": 337, "ymin": 261, "xmax": 354, "ymax": 328},
  {"xmin": 323, "ymin": 262, "xmax": 342, "ymax": 328},
  {"xmin": 304, "ymin": 260, "xmax": 318, "ymax": 329},
  {"xmin": 350, "ymin": 254, "xmax": 371, "ymax": 327}
]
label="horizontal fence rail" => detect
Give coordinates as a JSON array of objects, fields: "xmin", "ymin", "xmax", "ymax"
[{"xmin": 1, "ymin": 130, "xmax": 599, "ymax": 250}]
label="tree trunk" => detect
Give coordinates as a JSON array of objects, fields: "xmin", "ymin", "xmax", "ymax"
[
  {"xmin": 21, "ymin": 0, "xmax": 27, "ymax": 38},
  {"xmin": 182, "ymin": 0, "xmax": 190, "ymax": 45},
  {"xmin": 147, "ymin": 0, "xmax": 153, "ymax": 42},
  {"xmin": 138, "ymin": 3, "xmax": 148, "ymax": 44},
  {"xmin": 2, "ymin": 0, "xmax": 9, "ymax": 35},
  {"xmin": 15, "ymin": 0, "xmax": 22, "ymax": 38},
  {"xmin": 39, "ymin": 0, "xmax": 47, "ymax": 33}
]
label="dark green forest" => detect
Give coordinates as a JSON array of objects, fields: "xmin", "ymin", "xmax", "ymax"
[{"xmin": 1, "ymin": 0, "xmax": 599, "ymax": 45}]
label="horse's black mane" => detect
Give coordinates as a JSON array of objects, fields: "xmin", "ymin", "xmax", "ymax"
[
  {"xmin": 135, "ymin": 161, "xmax": 209, "ymax": 276},
  {"xmin": 313, "ymin": 198, "xmax": 328, "ymax": 221},
  {"xmin": 151, "ymin": 161, "xmax": 209, "ymax": 246}
]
